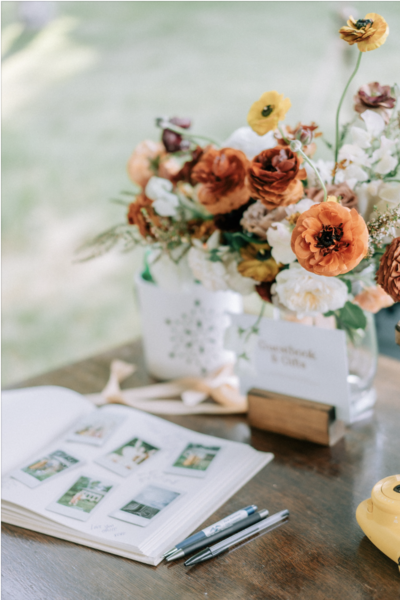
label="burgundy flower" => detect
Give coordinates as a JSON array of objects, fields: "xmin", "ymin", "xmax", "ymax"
[
  {"xmin": 161, "ymin": 117, "xmax": 192, "ymax": 152},
  {"xmin": 354, "ymin": 82, "xmax": 395, "ymax": 124}
]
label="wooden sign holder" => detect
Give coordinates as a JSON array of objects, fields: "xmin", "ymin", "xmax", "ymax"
[{"xmin": 247, "ymin": 388, "xmax": 345, "ymax": 446}]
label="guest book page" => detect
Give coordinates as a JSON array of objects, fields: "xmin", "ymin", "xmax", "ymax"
[
  {"xmin": 2, "ymin": 387, "xmax": 272, "ymax": 564},
  {"xmin": 227, "ymin": 315, "xmax": 351, "ymax": 422}
]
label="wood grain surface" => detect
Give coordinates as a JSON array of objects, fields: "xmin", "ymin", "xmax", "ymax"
[{"xmin": 2, "ymin": 341, "xmax": 400, "ymax": 600}]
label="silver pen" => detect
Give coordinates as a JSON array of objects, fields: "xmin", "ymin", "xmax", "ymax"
[{"xmin": 184, "ymin": 509, "xmax": 289, "ymax": 566}]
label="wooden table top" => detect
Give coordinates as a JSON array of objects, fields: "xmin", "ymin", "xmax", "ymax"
[{"xmin": 2, "ymin": 341, "xmax": 399, "ymax": 600}]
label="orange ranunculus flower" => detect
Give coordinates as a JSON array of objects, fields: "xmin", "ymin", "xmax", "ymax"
[
  {"xmin": 291, "ymin": 199, "xmax": 369, "ymax": 276},
  {"xmin": 127, "ymin": 193, "xmax": 163, "ymax": 238},
  {"xmin": 354, "ymin": 285, "xmax": 394, "ymax": 313},
  {"xmin": 127, "ymin": 140, "xmax": 165, "ymax": 189},
  {"xmin": 339, "ymin": 13, "xmax": 389, "ymax": 52},
  {"xmin": 191, "ymin": 148, "xmax": 250, "ymax": 215},
  {"xmin": 248, "ymin": 147, "xmax": 306, "ymax": 210}
]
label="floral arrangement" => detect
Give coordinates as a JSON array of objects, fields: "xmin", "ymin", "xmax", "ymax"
[{"xmin": 82, "ymin": 11, "xmax": 400, "ymax": 338}]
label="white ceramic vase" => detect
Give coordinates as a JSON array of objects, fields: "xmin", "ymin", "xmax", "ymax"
[{"xmin": 135, "ymin": 274, "xmax": 243, "ymax": 380}]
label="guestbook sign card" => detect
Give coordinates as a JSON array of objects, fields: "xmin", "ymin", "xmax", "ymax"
[{"xmin": 226, "ymin": 315, "xmax": 351, "ymax": 423}]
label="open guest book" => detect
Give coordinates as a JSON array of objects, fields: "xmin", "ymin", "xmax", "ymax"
[{"xmin": 2, "ymin": 386, "xmax": 272, "ymax": 565}]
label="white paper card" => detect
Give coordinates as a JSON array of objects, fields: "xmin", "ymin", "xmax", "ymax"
[{"xmin": 227, "ymin": 315, "xmax": 351, "ymax": 423}]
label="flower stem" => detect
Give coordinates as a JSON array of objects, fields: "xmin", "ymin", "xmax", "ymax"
[
  {"xmin": 278, "ymin": 125, "xmax": 328, "ymax": 201},
  {"xmin": 297, "ymin": 147, "xmax": 328, "ymax": 202},
  {"xmin": 334, "ymin": 50, "xmax": 362, "ymax": 166}
]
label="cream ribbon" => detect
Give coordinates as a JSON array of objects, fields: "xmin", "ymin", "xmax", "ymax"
[{"xmin": 85, "ymin": 360, "xmax": 247, "ymax": 415}]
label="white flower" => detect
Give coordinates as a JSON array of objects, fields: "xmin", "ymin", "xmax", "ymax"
[
  {"xmin": 361, "ymin": 110, "xmax": 385, "ymax": 139},
  {"xmin": 371, "ymin": 136, "xmax": 398, "ymax": 175},
  {"xmin": 338, "ymin": 144, "xmax": 370, "ymax": 167},
  {"xmin": 145, "ymin": 177, "xmax": 179, "ymax": 217},
  {"xmin": 271, "ymin": 263, "xmax": 348, "ymax": 318},
  {"xmin": 222, "ymin": 126, "xmax": 276, "ymax": 159},
  {"xmin": 148, "ymin": 250, "xmax": 196, "ymax": 292},
  {"xmin": 350, "ymin": 111, "xmax": 384, "ymax": 149},
  {"xmin": 285, "ymin": 198, "xmax": 317, "ymax": 216},
  {"xmin": 350, "ymin": 126, "xmax": 371, "ymax": 149},
  {"xmin": 304, "ymin": 159, "xmax": 334, "ymax": 187},
  {"xmin": 358, "ymin": 181, "xmax": 400, "ymax": 221},
  {"xmin": 266, "ymin": 222, "xmax": 296, "ymax": 265},
  {"xmin": 337, "ymin": 144, "xmax": 370, "ymax": 188},
  {"xmin": 188, "ymin": 231, "xmax": 255, "ymax": 295}
]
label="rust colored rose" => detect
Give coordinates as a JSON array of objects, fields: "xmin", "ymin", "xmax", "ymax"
[
  {"xmin": 127, "ymin": 194, "xmax": 163, "ymax": 238},
  {"xmin": 354, "ymin": 285, "xmax": 394, "ymax": 313},
  {"xmin": 291, "ymin": 200, "xmax": 369, "ymax": 276},
  {"xmin": 127, "ymin": 140, "xmax": 165, "ymax": 189},
  {"xmin": 171, "ymin": 146, "xmax": 204, "ymax": 186},
  {"xmin": 192, "ymin": 148, "xmax": 250, "ymax": 215},
  {"xmin": 306, "ymin": 183, "xmax": 358, "ymax": 210},
  {"xmin": 376, "ymin": 237, "xmax": 400, "ymax": 302},
  {"xmin": 354, "ymin": 82, "xmax": 395, "ymax": 124},
  {"xmin": 248, "ymin": 147, "xmax": 306, "ymax": 210}
]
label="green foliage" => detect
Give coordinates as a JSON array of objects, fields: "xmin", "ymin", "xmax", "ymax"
[
  {"xmin": 325, "ymin": 301, "xmax": 367, "ymax": 341},
  {"xmin": 223, "ymin": 231, "xmax": 266, "ymax": 252}
]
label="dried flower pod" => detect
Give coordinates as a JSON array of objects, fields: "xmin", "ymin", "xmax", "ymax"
[{"xmin": 376, "ymin": 237, "xmax": 400, "ymax": 302}]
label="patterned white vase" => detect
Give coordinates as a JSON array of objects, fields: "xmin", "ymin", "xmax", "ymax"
[{"xmin": 135, "ymin": 274, "xmax": 243, "ymax": 380}]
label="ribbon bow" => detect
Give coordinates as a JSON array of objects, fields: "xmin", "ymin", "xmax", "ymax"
[{"xmin": 86, "ymin": 360, "xmax": 247, "ymax": 415}]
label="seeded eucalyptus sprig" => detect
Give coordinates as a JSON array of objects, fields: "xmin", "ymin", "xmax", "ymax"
[{"xmin": 367, "ymin": 205, "xmax": 400, "ymax": 247}]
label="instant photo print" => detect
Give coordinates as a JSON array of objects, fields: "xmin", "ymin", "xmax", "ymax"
[
  {"xmin": 110, "ymin": 484, "xmax": 182, "ymax": 527},
  {"xmin": 165, "ymin": 443, "xmax": 222, "ymax": 478},
  {"xmin": 11, "ymin": 449, "xmax": 83, "ymax": 489},
  {"xmin": 95, "ymin": 437, "xmax": 160, "ymax": 476},
  {"xmin": 67, "ymin": 413, "xmax": 126, "ymax": 446},
  {"xmin": 47, "ymin": 475, "xmax": 116, "ymax": 522}
]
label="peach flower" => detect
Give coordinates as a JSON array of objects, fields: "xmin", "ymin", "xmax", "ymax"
[
  {"xmin": 127, "ymin": 140, "xmax": 165, "ymax": 189},
  {"xmin": 192, "ymin": 148, "xmax": 250, "ymax": 215},
  {"xmin": 248, "ymin": 147, "xmax": 306, "ymax": 210},
  {"xmin": 354, "ymin": 286, "xmax": 394, "ymax": 313},
  {"xmin": 291, "ymin": 198, "xmax": 369, "ymax": 276}
]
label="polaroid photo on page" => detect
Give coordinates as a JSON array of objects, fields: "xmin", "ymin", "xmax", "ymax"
[
  {"xmin": 10, "ymin": 449, "xmax": 84, "ymax": 489},
  {"xmin": 95, "ymin": 437, "xmax": 160, "ymax": 477},
  {"xmin": 66, "ymin": 413, "xmax": 126, "ymax": 447},
  {"xmin": 165, "ymin": 443, "xmax": 222, "ymax": 478},
  {"xmin": 47, "ymin": 475, "xmax": 116, "ymax": 522},
  {"xmin": 110, "ymin": 484, "xmax": 182, "ymax": 527}
]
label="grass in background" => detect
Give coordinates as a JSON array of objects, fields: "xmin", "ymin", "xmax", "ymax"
[{"xmin": 2, "ymin": 1, "xmax": 400, "ymax": 385}]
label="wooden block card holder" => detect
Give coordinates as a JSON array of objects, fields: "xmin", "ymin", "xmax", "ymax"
[{"xmin": 247, "ymin": 389, "xmax": 345, "ymax": 446}]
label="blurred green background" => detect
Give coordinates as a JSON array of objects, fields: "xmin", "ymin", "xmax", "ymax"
[{"xmin": 2, "ymin": 1, "xmax": 400, "ymax": 386}]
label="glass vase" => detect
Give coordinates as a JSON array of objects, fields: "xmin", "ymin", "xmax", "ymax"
[{"xmin": 278, "ymin": 309, "xmax": 378, "ymax": 422}]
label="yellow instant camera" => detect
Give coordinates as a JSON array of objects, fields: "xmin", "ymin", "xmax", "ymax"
[{"xmin": 356, "ymin": 474, "xmax": 400, "ymax": 571}]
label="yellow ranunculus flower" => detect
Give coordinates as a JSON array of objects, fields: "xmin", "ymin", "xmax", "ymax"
[
  {"xmin": 339, "ymin": 13, "xmax": 389, "ymax": 52},
  {"xmin": 247, "ymin": 91, "xmax": 291, "ymax": 136},
  {"xmin": 238, "ymin": 244, "xmax": 280, "ymax": 282}
]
